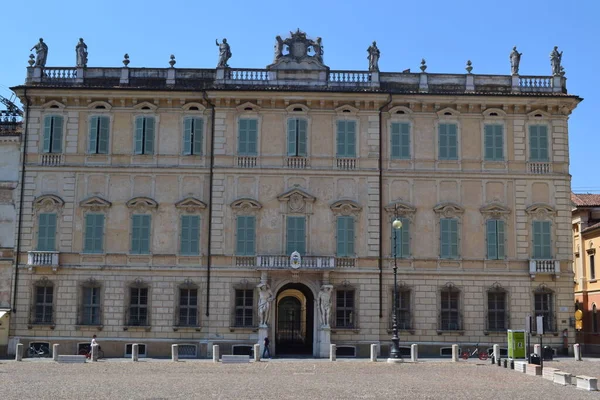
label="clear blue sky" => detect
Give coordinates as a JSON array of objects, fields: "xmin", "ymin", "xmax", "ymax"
[{"xmin": 1, "ymin": 0, "xmax": 597, "ymax": 191}]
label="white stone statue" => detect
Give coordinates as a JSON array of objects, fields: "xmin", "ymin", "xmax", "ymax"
[
  {"xmin": 318, "ymin": 285, "xmax": 333, "ymax": 327},
  {"xmin": 367, "ymin": 41, "xmax": 380, "ymax": 72},
  {"xmin": 550, "ymin": 46, "xmax": 563, "ymax": 76},
  {"xmin": 30, "ymin": 38, "xmax": 48, "ymax": 67},
  {"xmin": 76, "ymin": 38, "xmax": 88, "ymax": 68},
  {"xmin": 274, "ymin": 35, "xmax": 284, "ymax": 61},
  {"xmin": 312, "ymin": 37, "xmax": 323, "ymax": 63},
  {"xmin": 257, "ymin": 283, "xmax": 274, "ymax": 326},
  {"xmin": 216, "ymin": 38, "xmax": 232, "ymax": 68},
  {"xmin": 510, "ymin": 46, "xmax": 522, "ymax": 75}
]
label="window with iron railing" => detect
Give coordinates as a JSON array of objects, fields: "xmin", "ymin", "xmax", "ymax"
[
  {"xmin": 486, "ymin": 290, "xmax": 507, "ymax": 331},
  {"xmin": 336, "ymin": 289, "xmax": 355, "ymax": 328},
  {"xmin": 81, "ymin": 286, "xmax": 101, "ymax": 325},
  {"xmin": 234, "ymin": 289, "xmax": 254, "ymax": 327},
  {"xmin": 33, "ymin": 284, "xmax": 54, "ymax": 324},
  {"xmin": 128, "ymin": 287, "xmax": 149, "ymax": 326},
  {"xmin": 440, "ymin": 288, "xmax": 460, "ymax": 330},
  {"xmin": 534, "ymin": 291, "xmax": 555, "ymax": 332},
  {"xmin": 178, "ymin": 288, "xmax": 198, "ymax": 327}
]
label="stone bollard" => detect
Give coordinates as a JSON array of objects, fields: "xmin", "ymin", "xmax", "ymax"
[
  {"xmin": 132, "ymin": 344, "xmax": 139, "ymax": 362},
  {"xmin": 370, "ymin": 344, "xmax": 377, "ymax": 362},
  {"xmin": 411, "ymin": 344, "xmax": 418, "ymax": 362},
  {"xmin": 172, "ymin": 344, "xmax": 178, "ymax": 362},
  {"xmin": 534, "ymin": 344, "xmax": 541, "ymax": 357},
  {"xmin": 15, "ymin": 343, "xmax": 23, "ymax": 361},
  {"xmin": 574, "ymin": 343, "xmax": 582, "ymax": 361},
  {"xmin": 254, "ymin": 344, "xmax": 260, "ymax": 362},
  {"xmin": 493, "ymin": 344, "xmax": 499, "ymax": 364},
  {"xmin": 451, "ymin": 344, "xmax": 459, "ymax": 362},
  {"xmin": 213, "ymin": 345, "xmax": 219, "ymax": 362},
  {"xmin": 91, "ymin": 344, "xmax": 98, "ymax": 362},
  {"xmin": 52, "ymin": 344, "xmax": 59, "ymax": 361},
  {"xmin": 330, "ymin": 344, "xmax": 336, "ymax": 361}
]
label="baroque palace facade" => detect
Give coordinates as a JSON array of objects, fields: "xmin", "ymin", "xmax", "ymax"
[{"xmin": 8, "ymin": 31, "xmax": 581, "ymax": 358}]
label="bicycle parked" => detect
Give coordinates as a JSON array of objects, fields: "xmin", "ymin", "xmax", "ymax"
[
  {"xmin": 78, "ymin": 345, "xmax": 105, "ymax": 359},
  {"xmin": 28, "ymin": 344, "xmax": 50, "ymax": 358},
  {"xmin": 461, "ymin": 344, "xmax": 489, "ymax": 360}
]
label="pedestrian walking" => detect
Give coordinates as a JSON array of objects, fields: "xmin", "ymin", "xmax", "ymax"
[{"xmin": 262, "ymin": 336, "xmax": 271, "ymax": 359}]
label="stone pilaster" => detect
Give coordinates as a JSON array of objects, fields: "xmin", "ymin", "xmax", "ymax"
[
  {"xmin": 513, "ymin": 118, "xmax": 526, "ymax": 162},
  {"xmin": 514, "ymin": 180, "xmax": 529, "ymax": 259},
  {"xmin": 213, "ymin": 112, "xmax": 227, "ymax": 155},
  {"xmin": 366, "ymin": 176, "xmax": 380, "ymax": 256},
  {"xmin": 367, "ymin": 115, "xmax": 379, "ymax": 158},
  {"xmin": 210, "ymin": 174, "xmax": 226, "ymax": 253}
]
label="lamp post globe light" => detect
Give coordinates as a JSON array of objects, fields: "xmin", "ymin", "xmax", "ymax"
[{"xmin": 387, "ymin": 212, "xmax": 403, "ymax": 363}]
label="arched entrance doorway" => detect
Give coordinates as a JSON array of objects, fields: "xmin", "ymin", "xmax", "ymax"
[{"xmin": 276, "ymin": 283, "xmax": 314, "ymax": 355}]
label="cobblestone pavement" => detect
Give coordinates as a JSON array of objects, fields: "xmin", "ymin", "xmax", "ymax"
[{"xmin": 0, "ymin": 358, "xmax": 598, "ymax": 400}]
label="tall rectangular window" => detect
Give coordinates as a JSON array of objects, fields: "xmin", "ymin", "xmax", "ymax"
[
  {"xmin": 287, "ymin": 118, "xmax": 307, "ymax": 156},
  {"xmin": 392, "ymin": 217, "xmax": 410, "ymax": 258},
  {"xmin": 336, "ymin": 289, "xmax": 355, "ymax": 328},
  {"xmin": 82, "ymin": 286, "xmax": 101, "ymax": 325},
  {"xmin": 131, "ymin": 215, "xmax": 151, "ymax": 254},
  {"xmin": 236, "ymin": 216, "xmax": 256, "ymax": 256},
  {"xmin": 438, "ymin": 123, "xmax": 458, "ymax": 160},
  {"xmin": 529, "ymin": 125, "xmax": 549, "ymax": 161},
  {"xmin": 180, "ymin": 215, "xmax": 200, "ymax": 255},
  {"xmin": 532, "ymin": 220, "xmax": 551, "ymax": 259},
  {"xmin": 396, "ymin": 289, "xmax": 411, "ymax": 330},
  {"xmin": 84, "ymin": 214, "xmax": 105, "ymax": 254},
  {"xmin": 534, "ymin": 291, "xmax": 554, "ymax": 332},
  {"xmin": 336, "ymin": 120, "xmax": 356, "ymax": 157},
  {"xmin": 286, "ymin": 216, "xmax": 306, "ymax": 255},
  {"xmin": 440, "ymin": 289, "xmax": 460, "ymax": 330},
  {"xmin": 134, "ymin": 116, "xmax": 155, "ymax": 155},
  {"xmin": 487, "ymin": 291, "xmax": 506, "ymax": 331},
  {"xmin": 234, "ymin": 289, "xmax": 254, "ymax": 327},
  {"xmin": 486, "ymin": 219, "xmax": 505, "ymax": 260},
  {"xmin": 591, "ymin": 254, "xmax": 596, "ymax": 280},
  {"xmin": 440, "ymin": 218, "xmax": 459, "ymax": 259},
  {"xmin": 336, "ymin": 216, "xmax": 355, "ymax": 257},
  {"xmin": 128, "ymin": 287, "xmax": 148, "ymax": 326},
  {"xmin": 484, "ymin": 124, "xmax": 504, "ymax": 161},
  {"xmin": 390, "ymin": 122, "xmax": 410, "ymax": 159},
  {"xmin": 88, "ymin": 116, "xmax": 110, "ymax": 154},
  {"xmin": 183, "ymin": 117, "xmax": 203, "ymax": 155},
  {"xmin": 178, "ymin": 288, "xmax": 198, "ymax": 326},
  {"xmin": 37, "ymin": 213, "xmax": 57, "ymax": 251},
  {"xmin": 238, "ymin": 118, "xmax": 258, "ymax": 156},
  {"xmin": 43, "ymin": 115, "xmax": 63, "ymax": 153},
  {"xmin": 34, "ymin": 285, "xmax": 54, "ymax": 324}
]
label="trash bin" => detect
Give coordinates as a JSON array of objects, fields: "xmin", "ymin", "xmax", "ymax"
[
  {"xmin": 529, "ymin": 353, "xmax": 541, "ymax": 365},
  {"xmin": 542, "ymin": 346, "xmax": 553, "ymax": 361}
]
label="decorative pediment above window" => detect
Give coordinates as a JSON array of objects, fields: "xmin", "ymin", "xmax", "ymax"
[
  {"xmin": 480, "ymin": 203, "xmax": 511, "ymax": 219},
  {"xmin": 178, "ymin": 278, "xmax": 198, "ymax": 289},
  {"xmin": 334, "ymin": 104, "xmax": 359, "ymax": 116},
  {"xmin": 236, "ymin": 101, "xmax": 261, "ymax": 112},
  {"xmin": 133, "ymin": 102, "xmax": 158, "ymax": 111},
  {"xmin": 384, "ymin": 201, "xmax": 417, "ymax": 221},
  {"xmin": 482, "ymin": 108, "xmax": 507, "ymax": 118},
  {"xmin": 441, "ymin": 282, "xmax": 460, "ymax": 292},
  {"xmin": 175, "ymin": 197, "xmax": 207, "ymax": 213},
  {"xmin": 433, "ymin": 203, "xmax": 464, "ymax": 218},
  {"xmin": 525, "ymin": 203, "xmax": 556, "ymax": 220},
  {"xmin": 487, "ymin": 282, "xmax": 506, "ymax": 293},
  {"xmin": 41, "ymin": 100, "xmax": 66, "ymax": 110},
  {"xmin": 527, "ymin": 109, "xmax": 551, "ymax": 119},
  {"xmin": 388, "ymin": 105, "xmax": 413, "ymax": 116},
  {"xmin": 182, "ymin": 102, "xmax": 206, "ymax": 112},
  {"xmin": 126, "ymin": 197, "xmax": 158, "ymax": 212},
  {"xmin": 533, "ymin": 283, "xmax": 552, "ymax": 294},
  {"xmin": 33, "ymin": 194, "xmax": 65, "ymax": 213},
  {"xmin": 285, "ymin": 103, "xmax": 309, "ymax": 114},
  {"xmin": 330, "ymin": 200, "xmax": 362, "ymax": 217},
  {"xmin": 277, "ymin": 188, "xmax": 316, "ymax": 214},
  {"xmin": 79, "ymin": 196, "xmax": 112, "ymax": 212},
  {"xmin": 87, "ymin": 101, "xmax": 112, "ymax": 110},
  {"xmin": 230, "ymin": 197, "xmax": 262, "ymax": 215},
  {"xmin": 436, "ymin": 107, "xmax": 460, "ymax": 117}
]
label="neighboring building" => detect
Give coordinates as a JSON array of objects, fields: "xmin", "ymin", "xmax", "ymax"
[
  {"xmin": 0, "ymin": 95, "xmax": 22, "ymax": 356},
  {"xmin": 572, "ymin": 193, "xmax": 600, "ymax": 354},
  {"xmin": 9, "ymin": 32, "xmax": 581, "ymax": 358}
]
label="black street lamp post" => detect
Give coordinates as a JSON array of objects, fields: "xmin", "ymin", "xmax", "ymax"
[{"xmin": 388, "ymin": 206, "xmax": 403, "ymax": 363}]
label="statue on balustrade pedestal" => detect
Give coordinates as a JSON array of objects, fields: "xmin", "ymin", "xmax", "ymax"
[
  {"xmin": 76, "ymin": 38, "xmax": 88, "ymax": 68},
  {"xmin": 216, "ymin": 38, "xmax": 232, "ymax": 68},
  {"xmin": 30, "ymin": 38, "xmax": 48, "ymax": 67},
  {"xmin": 510, "ymin": 46, "xmax": 522, "ymax": 75},
  {"xmin": 367, "ymin": 41, "xmax": 380, "ymax": 72},
  {"xmin": 550, "ymin": 46, "xmax": 563, "ymax": 76}
]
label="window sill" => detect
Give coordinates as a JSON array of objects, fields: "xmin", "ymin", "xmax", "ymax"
[
  {"xmin": 484, "ymin": 330, "xmax": 507, "ymax": 335},
  {"xmin": 331, "ymin": 328, "xmax": 360, "ymax": 334},
  {"xmin": 229, "ymin": 326, "xmax": 258, "ymax": 332},
  {"xmin": 75, "ymin": 324, "xmax": 103, "ymax": 331},
  {"xmin": 589, "ymin": 279, "xmax": 597, "ymax": 283},
  {"xmin": 386, "ymin": 328, "xmax": 415, "ymax": 335},
  {"xmin": 530, "ymin": 332, "xmax": 559, "ymax": 337},
  {"xmin": 28, "ymin": 323, "xmax": 55, "ymax": 330},
  {"xmin": 436, "ymin": 330, "xmax": 465, "ymax": 335},
  {"xmin": 173, "ymin": 326, "xmax": 202, "ymax": 332},
  {"xmin": 123, "ymin": 325, "xmax": 151, "ymax": 332}
]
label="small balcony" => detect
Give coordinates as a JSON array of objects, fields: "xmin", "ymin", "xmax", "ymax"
[
  {"xmin": 253, "ymin": 255, "xmax": 336, "ymax": 270},
  {"xmin": 527, "ymin": 162, "xmax": 552, "ymax": 174},
  {"xmin": 27, "ymin": 251, "xmax": 59, "ymax": 271},
  {"xmin": 529, "ymin": 259, "xmax": 560, "ymax": 279}
]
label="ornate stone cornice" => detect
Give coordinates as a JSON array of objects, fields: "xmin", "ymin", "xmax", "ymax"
[
  {"xmin": 330, "ymin": 200, "xmax": 362, "ymax": 217},
  {"xmin": 384, "ymin": 201, "xmax": 417, "ymax": 221},
  {"xmin": 230, "ymin": 198, "xmax": 262, "ymax": 215},
  {"xmin": 126, "ymin": 197, "xmax": 158, "ymax": 212},
  {"xmin": 525, "ymin": 203, "xmax": 556, "ymax": 220},
  {"xmin": 80, "ymin": 196, "xmax": 112, "ymax": 211},
  {"xmin": 277, "ymin": 188, "xmax": 316, "ymax": 214},
  {"xmin": 33, "ymin": 194, "xmax": 65, "ymax": 213},
  {"xmin": 433, "ymin": 203, "xmax": 464, "ymax": 218},
  {"xmin": 480, "ymin": 203, "xmax": 511, "ymax": 219},
  {"xmin": 175, "ymin": 197, "xmax": 207, "ymax": 213}
]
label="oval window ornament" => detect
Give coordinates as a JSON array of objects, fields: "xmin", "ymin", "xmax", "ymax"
[{"xmin": 290, "ymin": 251, "xmax": 302, "ymax": 269}]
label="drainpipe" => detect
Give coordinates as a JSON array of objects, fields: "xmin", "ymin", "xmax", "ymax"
[
  {"xmin": 13, "ymin": 87, "xmax": 30, "ymax": 313},
  {"xmin": 378, "ymin": 94, "xmax": 392, "ymax": 319},
  {"xmin": 203, "ymin": 91, "xmax": 215, "ymax": 317}
]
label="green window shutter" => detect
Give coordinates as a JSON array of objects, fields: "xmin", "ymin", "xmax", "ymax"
[
  {"xmin": 448, "ymin": 123, "xmax": 457, "ymax": 159},
  {"xmin": 400, "ymin": 123, "xmax": 410, "ymax": 159},
  {"xmin": 247, "ymin": 119, "xmax": 257, "ymax": 155},
  {"xmin": 393, "ymin": 218, "xmax": 410, "ymax": 258},
  {"xmin": 541, "ymin": 221, "xmax": 551, "ymax": 258},
  {"xmin": 236, "ymin": 216, "xmax": 246, "ymax": 255},
  {"xmin": 390, "ymin": 122, "xmax": 401, "ymax": 159},
  {"xmin": 144, "ymin": 117, "xmax": 155, "ymax": 154},
  {"xmin": 286, "ymin": 216, "xmax": 306, "ymax": 255},
  {"xmin": 486, "ymin": 219, "xmax": 498, "ymax": 259},
  {"xmin": 484, "ymin": 125, "xmax": 494, "ymax": 160},
  {"xmin": 85, "ymin": 214, "xmax": 104, "ymax": 253},
  {"xmin": 236, "ymin": 216, "xmax": 256, "ymax": 255},
  {"xmin": 134, "ymin": 117, "xmax": 144, "ymax": 154},
  {"xmin": 532, "ymin": 220, "xmax": 551, "ymax": 259},
  {"xmin": 238, "ymin": 119, "xmax": 247, "ymax": 155},
  {"xmin": 193, "ymin": 118, "xmax": 203, "ymax": 155},
  {"xmin": 440, "ymin": 218, "xmax": 458, "ymax": 258},
  {"xmin": 183, "ymin": 118, "xmax": 193, "ymax": 155},
  {"xmin": 346, "ymin": 217, "xmax": 355, "ymax": 256},
  {"xmin": 43, "ymin": 116, "xmax": 52, "ymax": 153},
  {"xmin": 529, "ymin": 125, "xmax": 548, "ymax": 161},
  {"xmin": 497, "ymin": 220, "xmax": 505, "ymax": 259},
  {"xmin": 336, "ymin": 120, "xmax": 345, "ymax": 157},
  {"xmin": 346, "ymin": 121, "xmax": 356, "ymax": 157},
  {"xmin": 439, "ymin": 124, "xmax": 448, "ymax": 159},
  {"xmin": 132, "ymin": 215, "xmax": 151, "ymax": 254},
  {"xmin": 336, "ymin": 217, "xmax": 347, "ymax": 256},
  {"xmin": 287, "ymin": 119, "xmax": 297, "ymax": 156},
  {"xmin": 297, "ymin": 119, "xmax": 307, "ymax": 156},
  {"xmin": 246, "ymin": 216, "xmax": 256, "ymax": 255},
  {"xmin": 532, "ymin": 221, "xmax": 541, "ymax": 259},
  {"xmin": 450, "ymin": 218, "xmax": 458, "ymax": 257},
  {"xmin": 239, "ymin": 119, "xmax": 258, "ymax": 156},
  {"xmin": 538, "ymin": 125, "xmax": 549, "ymax": 161},
  {"xmin": 88, "ymin": 116, "xmax": 99, "ymax": 153},
  {"xmin": 494, "ymin": 125, "xmax": 504, "ymax": 160},
  {"xmin": 140, "ymin": 215, "xmax": 151, "ymax": 253},
  {"xmin": 98, "ymin": 116, "xmax": 109, "ymax": 154},
  {"xmin": 181, "ymin": 215, "xmax": 200, "ymax": 255},
  {"xmin": 37, "ymin": 213, "xmax": 57, "ymax": 251},
  {"xmin": 51, "ymin": 116, "xmax": 63, "ymax": 153}
]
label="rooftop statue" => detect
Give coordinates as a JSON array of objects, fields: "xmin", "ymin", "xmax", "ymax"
[
  {"xmin": 216, "ymin": 38, "xmax": 232, "ymax": 68},
  {"xmin": 550, "ymin": 46, "xmax": 563, "ymax": 76},
  {"xmin": 367, "ymin": 41, "xmax": 380, "ymax": 72},
  {"xmin": 76, "ymin": 38, "xmax": 88, "ymax": 68},
  {"xmin": 30, "ymin": 38, "xmax": 48, "ymax": 67},
  {"xmin": 510, "ymin": 46, "xmax": 522, "ymax": 75}
]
